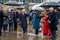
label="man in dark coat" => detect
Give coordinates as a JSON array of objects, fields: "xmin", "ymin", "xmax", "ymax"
[
  {"xmin": 13, "ymin": 9, "xmax": 19, "ymax": 31},
  {"xmin": 3, "ymin": 11, "xmax": 8, "ymax": 31},
  {"xmin": 48, "ymin": 7, "xmax": 57, "ymax": 39},
  {"xmin": 0, "ymin": 7, "xmax": 4, "ymax": 36},
  {"xmin": 19, "ymin": 9, "xmax": 28, "ymax": 34},
  {"xmin": 8, "ymin": 9, "xmax": 14, "ymax": 32}
]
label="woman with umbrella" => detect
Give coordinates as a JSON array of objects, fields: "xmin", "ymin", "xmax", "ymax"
[{"xmin": 32, "ymin": 10, "xmax": 41, "ymax": 35}]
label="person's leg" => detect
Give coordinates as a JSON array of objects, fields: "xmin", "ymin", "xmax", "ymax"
[
  {"xmin": 14, "ymin": 21, "xmax": 17, "ymax": 31},
  {"xmin": 0, "ymin": 26, "xmax": 2, "ymax": 36},
  {"xmin": 35, "ymin": 29, "xmax": 39, "ymax": 34},
  {"xmin": 3, "ymin": 25, "xmax": 7, "ymax": 31},
  {"xmin": 9, "ymin": 23, "xmax": 12, "ymax": 32},
  {"xmin": 23, "ymin": 27, "xmax": 27, "ymax": 34},
  {"xmin": 51, "ymin": 30, "xmax": 56, "ymax": 39}
]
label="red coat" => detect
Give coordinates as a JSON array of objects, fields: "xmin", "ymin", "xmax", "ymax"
[{"xmin": 42, "ymin": 15, "xmax": 51, "ymax": 35}]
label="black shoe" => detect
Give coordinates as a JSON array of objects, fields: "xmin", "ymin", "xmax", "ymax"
[
  {"xmin": 0, "ymin": 33, "xmax": 2, "ymax": 36},
  {"xmin": 52, "ymin": 37, "xmax": 56, "ymax": 40}
]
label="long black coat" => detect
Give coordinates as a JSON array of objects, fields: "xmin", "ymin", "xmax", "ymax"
[
  {"xmin": 48, "ymin": 12, "xmax": 57, "ymax": 31},
  {"xmin": 0, "ymin": 10, "xmax": 3, "ymax": 27},
  {"xmin": 13, "ymin": 12, "xmax": 19, "ymax": 22},
  {"xmin": 19, "ymin": 13, "xmax": 27, "ymax": 28}
]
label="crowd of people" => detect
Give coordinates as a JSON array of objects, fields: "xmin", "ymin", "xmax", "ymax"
[{"xmin": 0, "ymin": 6, "xmax": 59, "ymax": 40}]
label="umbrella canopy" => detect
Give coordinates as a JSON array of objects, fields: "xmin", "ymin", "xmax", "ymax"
[
  {"xmin": 15, "ymin": 6, "xmax": 24, "ymax": 10},
  {"xmin": 7, "ymin": 6, "xmax": 15, "ymax": 10},
  {"xmin": 40, "ymin": 1, "xmax": 59, "ymax": 8},
  {"xmin": 32, "ymin": 5, "xmax": 44, "ymax": 11},
  {"xmin": 4, "ymin": 1, "xmax": 23, "ymax": 6},
  {"xmin": 0, "ymin": 4, "xmax": 3, "ymax": 7},
  {"xmin": 57, "ymin": 2, "xmax": 60, "ymax": 7}
]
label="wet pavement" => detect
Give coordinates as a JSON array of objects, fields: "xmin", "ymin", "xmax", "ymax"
[{"xmin": 0, "ymin": 20, "xmax": 60, "ymax": 40}]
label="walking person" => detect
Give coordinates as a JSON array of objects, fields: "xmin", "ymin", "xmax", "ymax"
[
  {"xmin": 48, "ymin": 7, "xmax": 57, "ymax": 40},
  {"xmin": 13, "ymin": 9, "xmax": 18, "ymax": 31},
  {"xmin": 8, "ymin": 9, "xmax": 14, "ymax": 32},
  {"xmin": 3, "ymin": 10, "xmax": 8, "ymax": 31},
  {"xmin": 32, "ymin": 10, "xmax": 40, "ymax": 35},
  {"xmin": 19, "ymin": 9, "xmax": 28, "ymax": 34},
  {"xmin": 41, "ymin": 10, "xmax": 51, "ymax": 35},
  {"xmin": 0, "ymin": 7, "xmax": 4, "ymax": 36}
]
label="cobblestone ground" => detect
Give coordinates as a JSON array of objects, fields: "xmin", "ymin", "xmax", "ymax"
[{"xmin": 0, "ymin": 20, "xmax": 60, "ymax": 40}]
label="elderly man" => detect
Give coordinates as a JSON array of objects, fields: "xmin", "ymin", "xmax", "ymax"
[{"xmin": 48, "ymin": 7, "xmax": 57, "ymax": 39}]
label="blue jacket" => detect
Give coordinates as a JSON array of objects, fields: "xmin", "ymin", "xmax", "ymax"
[
  {"xmin": 32, "ymin": 13, "xmax": 40, "ymax": 30},
  {"xmin": 55, "ymin": 12, "xmax": 59, "ymax": 25}
]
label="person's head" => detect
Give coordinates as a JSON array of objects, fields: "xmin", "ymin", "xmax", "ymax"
[
  {"xmin": 33, "ymin": 10, "xmax": 38, "ymax": 13},
  {"xmin": 49, "ymin": 7, "xmax": 54, "ymax": 12},
  {"xmin": 54, "ymin": 9, "xmax": 58, "ymax": 12},
  {"xmin": 22, "ymin": 9, "xmax": 26, "ymax": 13},
  {"xmin": 13, "ymin": 8, "xmax": 17, "ymax": 12},
  {"xmin": 11, "ymin": 9, "xmax": 14, "ymax": 12}
]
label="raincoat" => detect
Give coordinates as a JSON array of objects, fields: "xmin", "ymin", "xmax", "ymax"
[
  {"xmin": 32, "ymin": 13, "xmax": 40, "ymax": 30},
  {"xmin": 42, "ymin": 15, "xmax": 51, "ymax": 35}
]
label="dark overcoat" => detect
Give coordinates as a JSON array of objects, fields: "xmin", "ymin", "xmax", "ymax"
[
  {"xmin": 19, "ymin": 13, "xmax": 27, "ymax": 28},
  {"xmin": 48, "ymin": 12, "xmax": 57, "ymax": 31},
  {"xmin": 0, "ymin": 10, "xmax": 3, "ymax": 27}
]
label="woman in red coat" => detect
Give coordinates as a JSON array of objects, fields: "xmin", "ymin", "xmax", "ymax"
[{"xmin": 42, "ymin": 14, "xmax": 51, "ymax": 35}]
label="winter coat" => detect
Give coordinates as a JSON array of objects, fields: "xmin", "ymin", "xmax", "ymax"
[
  {"xmin": 32, "ymin": 13, "xmax": 40, "ymax": 30},
  {"xmin": 0, "ymin": 10, "xmax": 3, "ymax": 27},
  {"xmin": 3, "ymin": 12, "xmax": 8, "ymax": 25},
  {"xmin": 13, "ymin": 12, "xmax": 19, "ymax": 22},
  {"xmin": 19, "ymin": 13, "xmax": 27, "ymax": 28},
  {"xmin": 42, "ymin": 15, "xmax": 51, "ymax": 35},
  {"xmin": 54, "ymin": 12, "xmax": 59, "ymax": 25},
  {"xmin": 8, "ymin": 12, "xmax": 14, "ymax": 24},
  {"xmin": 48, "ymin": 12, "xmax": 57, "ymax": 31}
]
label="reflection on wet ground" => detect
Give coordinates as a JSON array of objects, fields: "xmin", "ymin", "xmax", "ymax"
[{"xmin": 0, "ymin": 22, "xmax": 60, "ymax": 40}]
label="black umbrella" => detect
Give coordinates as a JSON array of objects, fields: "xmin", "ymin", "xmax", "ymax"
[
  {"xmin": 4, "ymin": 1, "xmax": 23, "ymax": 6},
  {"xmin": 40, "ymin": 2, "xmax": 60, "ymax": 8},
  {"xmin": 57, "ymin": 2, "xmax": 60, "ymax": 6}
]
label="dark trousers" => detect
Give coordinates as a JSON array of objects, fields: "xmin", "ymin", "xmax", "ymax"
[
  {"xmin": 51, "ymin": 30, "xmax": 56, "ymax": 38},
  {"xmin": 35, "ymin": 29, "xmax": 39, "ymax": 34},
  {"xmin": 14, "ymin": 21, "xmax": 17, "ymax": 31},
  {"xmin": 9, "ymin": 23, "xmax": 13, "ymax": 32},
  {"xmin": 3, "ymin": 25, "xmax": 7, "ymax": 31},
  {"xmin": 0, "ymin": 26, "xmax": 2, "ymax": 36},
  {"xmin": 23, "ymin": 27, "xmax": 27, "ymax": 33}
]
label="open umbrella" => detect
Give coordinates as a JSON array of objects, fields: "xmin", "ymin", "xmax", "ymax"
[
  {"xmin": 32, "ymin": 5, "xmax": 44, "ymax": 11},
  {"xmin": 7, "ymin": 6, "xmax": 15, "ymax": 11},
  {"xmin": 4, "ymin": 1, "xmax": 23, "ymax": 6},
  {"xmin": 0, "ymin": 4, "xmax": 2, "ymax": 6},
  {"xmin": 15, "ymin": 6, "xmax": 24, "ymax": 10},
  {"xmin": 40, "ymin": 1, "xmax": 59, "ymax": 8}
]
